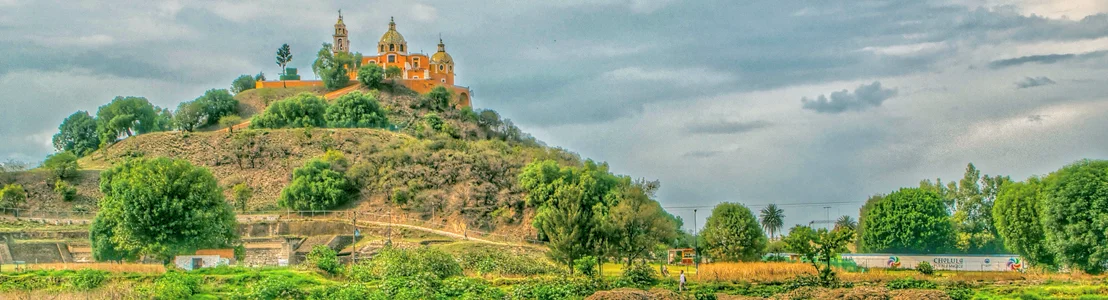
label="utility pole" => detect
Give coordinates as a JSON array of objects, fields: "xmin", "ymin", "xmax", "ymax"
[
  {"xmin": 351, "ymin": 211, "xmax": 357, "ymax": 262},
  {"xmin": 693, "ymin": 209, "xmax": 698, "ymax": 275}
]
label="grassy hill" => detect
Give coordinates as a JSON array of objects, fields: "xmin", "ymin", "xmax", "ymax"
[{"xmin": 52, "ymin": 84, "xmax": 581, "ymax": 238}]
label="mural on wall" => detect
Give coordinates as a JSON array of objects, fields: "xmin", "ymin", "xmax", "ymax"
[{"xmin": 843, "ymin": 254, "xmax": 1026, "ymax": 272}]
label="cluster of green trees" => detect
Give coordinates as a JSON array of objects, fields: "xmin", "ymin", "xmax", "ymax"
[
  {"xmin": 174, "ymin": 89, "xmax": 240, "ymax": 132},
  {"xmin": 91, "ymin": 157, "xmax": 238, "ymax": 262},
  {"xmin": 993, "ymin": 160, "xmax": 1108, "ymax": 274},
  {"xmin": 519, "ymin": 159, "xmax": 680, "ymax": 273},
  {"xmin": 249, "ymin": 92, "xmax": 388, "ymax": 129},
  {"xmin": 855, "ymin": 160, "xmax": 1108, "ymax": 274},
  {"xmin": 52, "ymin": 76, "xmax": 253, "ymax": 157},
  {"xmin": 51, "ymin": 97, "xmax": 173, "ymax": 156}
]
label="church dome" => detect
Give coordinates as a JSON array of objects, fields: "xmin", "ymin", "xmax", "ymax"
[
  {"xmin": 431, "ymin": 51, "xmax": 453, "ymax": 65},
  {"xmin": 379, "ymin": 17, "xmax": 406, "ymax": 45},
  {"xmin": 430, "ymin": 38, "xmax": 453, "ymax": 65}
]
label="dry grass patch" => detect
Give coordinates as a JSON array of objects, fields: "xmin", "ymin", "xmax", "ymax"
[
  {"xmin": 697, "ymin": 262, "xmax": 815, "ymax": 282},
  {"xmin": 2, "ymin": 263, "xmax": 165, "ymax": 273}
]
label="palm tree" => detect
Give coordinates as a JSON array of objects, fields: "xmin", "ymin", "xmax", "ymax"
[
  {"xmin": 759, "ymin": 204, "xmax": 784, "ymax": 240},
  {"xmin": 835, "ymin": 215, "xmax": 857, "ymax": 231}
]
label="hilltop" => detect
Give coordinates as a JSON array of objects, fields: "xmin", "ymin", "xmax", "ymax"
[{"xmin": 54, "ymin": 83, "xmax": 580, "ymax": 238}]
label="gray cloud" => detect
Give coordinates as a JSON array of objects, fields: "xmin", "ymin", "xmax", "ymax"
[
  {"xmin": 685, "ymin": 120, "xmax": 771, "ymax": 135},
  {"xmin": 5, "ymin": 0, "xmax": 1108, "ymax": 230},
  {"xmin": 801, "ymin": 81, "xmax": 898, "ymax": 114},
  {"xmin": 988, "ymin": 50, "xmax": 1108, "ymax": 69},
  {"xmin": 1027, "ymin": 114, "xmax": 1047, "ymax": 122},
  {"xmin": 1016, "ymin": 76, "xmax": 1056, "ymax": 89}
]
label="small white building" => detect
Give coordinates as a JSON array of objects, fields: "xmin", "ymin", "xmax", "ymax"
[{"xmin": 174, "ymin": 255, "xmax": 229, "ymax": 271}]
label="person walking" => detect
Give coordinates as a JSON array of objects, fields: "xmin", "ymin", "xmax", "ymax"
[{"xmin": 679, "ymin": 270, "xmax": 686, "ymax": 292}]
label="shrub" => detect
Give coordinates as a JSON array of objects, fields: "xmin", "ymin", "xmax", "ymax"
[
  {"xmin": 886, "ymin": 277, "xmax": 938, "ymax": 290},
  {"xmin": 252, "ymin": 276, "xmax": 303, "ymax": 299},
  {"xmin": 307, "ymin": 245, "xmax": 341, "ymax": 275},
  {"xmin": 351, "ymin": 247, "xmax": 461, "ymax": 282},
  {"xmin": 219, "ymin": 115, "xmax": 244, "ymax": 133},
  {"xmin": 231, "ymin": 74, "xmax": 256, "ymax": 94},
  {"xmin": 154, "ymin": 272, "xmax": 200, "ymax": 299},
  {"xmin": 508, "ymin": 277, "xmax": 600, "ymax": 300},
  {"xmin": 0, "ymin": 183, "xmax": 27, "ymax": 210},
  {"xmin": 621, "ymin": 263, "xmax": 659, "ymax": 287},
  {"xmin": 325, "ymin": 91, "xmax": 389, "ymax": 128},
  {"xmin": 916, "ymin": 261, "xmax": 935, "ymax": 275},
  {"xmin": 278, "ymin": 158, "xmax": 356, "ymax": 210},
  {"xmin": 456, "ymin": 248, "xmax": 560, "ymax": 276},
  {"xmin": 421, "ymin": 86, "xmax": 452, "ymax": 111},
  {"xmin": 43, "ymin": 151, "xmax": 79, "ymax": 180},
  {"xmin": 54, "ymin": 179, "xmax": 77, "ymax": 201},
  {"xmin": 250, "ymin": 93, "xmax": 327, "ymax": 129},
  {"xmin": 357, "ymin": 64, "xmax": 385, "ymax": 88},
  {"xmin": 945, "ymin": 282, "xmax": 975, "ymax": 300},
  {"xmin": 71, "ymin": 269, "xmax": 108, "ymax": 290},
  {"xmin": 573, "ymin": 256, "xmax": 598, "ymax": 277},
  {"xmin": 439, "ymin": 277, "xmax": 505, "ymax": 300}
]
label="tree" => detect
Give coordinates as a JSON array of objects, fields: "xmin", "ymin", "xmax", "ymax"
[
  {"xmin": 759, "ymin": 204, "xmax": 784, "ymax": 239},
  {"xmin": 422, "ymin": 86, "xmax": 452, "ymax": 111},
  {"xmin": 278, "ymin": 157, "xmax": 356, "ymax": 211},
  {"xmin": 521, "ymin": 159, "xmax": 622, "ymax": 272},
  {"xmin": 194, "ymin": 89, "xmax": 239, "ymax": 127},
  {"xmin": 42, "ymin": 151, "xmax": 79, "ymax": 180},
  {"xmin": 858, "ymin": 188, "xmax": 954, "ymax": 254},
  {"xmin": 174, "ymin": 101, "xmax": 205, "ymax": 132},
  {"xmin": 950, "ymin": 163, "xmax": 1009, "ymax": 254},
  {"xmin": 314, "ymin": 43, "xmax": 359, "ymax": 90},
  {"xmin": 276, "ymin": 44, "xmax": 293, "ymax": 74},
  {"xmin": 232, "ymin": 183, "xmax": 252, "ymax": 214},
  {"xmin": 608, "ymin": 180, "xmax": 677, "ymax": 266},
  {"xmin": 0, "ymin": 184, "xmax": 27, "ymax": 211},
  {"xmin": 249, "ymin": 93, "xmax": 328, "ymax": 129},
  {"xmin": 385, "ymin": 66, "xmax": 402, "ymax": 79},
  {"xmin": 834, "ymin": 215, "xmax": 857, "ymax": 231},
  {"xmin": 357, "ymin": 63, "xmax": 384, "ymax": 88},
  {"xmin": 52, "ymin": 111, "xmax": 100, "ymax": 156},
  {"xmin": 1040, "ymin": 159, "xmax": 1108, "ymax": 274},
  {"xmin": 92, "ymin": 158, "xmax": 238, "ymax": 261},
  {"xmin": 784, "ymin": 225, "xmax": 854, "ymax": 284},
  {"xmin": 96, "ymin": 96, "xmax": 159, "ymax": 144},
  {"xmin": 219, "ymin": 115, "xmax": 243, "ymax": 134},
  {"xmin": 231, "ymin": 75, "xmax": 256, "ymax": 94},
  {"xmin": 325, "ymin": 91, "xmax": 389, "ymax": 128},
  {"xmin": 700, "ymin": 202, "xmax": 767, "ymax": 262},
  {"xmin": 994, "ymin": 177, "xmax": 1056, "ymax": 269},
  {"xmin": 255, "ymin": 72, "xmax": 266, "ymax": 81},
  {"xmin": 153, "ymin": 107, "xmax": 174, "ymax": 132}
]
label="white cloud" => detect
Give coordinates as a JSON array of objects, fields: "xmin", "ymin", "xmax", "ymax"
[{"xmin": 861, "ymin": 42, "xmax": 950, "ymax": 57}]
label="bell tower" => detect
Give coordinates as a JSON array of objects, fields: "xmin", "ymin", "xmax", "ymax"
[{"xmin": 332, "ymin": 10, "xmax": 349, "ymax": 54}]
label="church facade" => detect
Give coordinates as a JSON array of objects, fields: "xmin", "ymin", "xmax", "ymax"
[{"xmin": 259, "ymin": 12, "xmax": 471, "ymax": 107}]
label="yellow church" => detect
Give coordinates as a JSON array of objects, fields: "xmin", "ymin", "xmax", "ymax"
[{"xmin": 258, "ymin": 12, "xmax": 471, "ymax": 107}]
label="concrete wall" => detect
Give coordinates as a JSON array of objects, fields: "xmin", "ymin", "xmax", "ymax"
[{"xmin": 174, "ymin": 255, "xmax": 228, "ymax": 271}]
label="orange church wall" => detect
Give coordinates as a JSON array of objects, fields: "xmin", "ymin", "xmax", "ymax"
[
  {"xmin": 396, "ymin": 80, "xmax": 471, "ymax": 107},
  {"xmin": 255, "ymin": 80, "xmax": 325, "ymax": 89}
]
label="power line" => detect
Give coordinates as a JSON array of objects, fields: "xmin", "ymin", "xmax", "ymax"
[{"xmin": 663, "ymin": 200, "xmax": 863, "ymax": 210}]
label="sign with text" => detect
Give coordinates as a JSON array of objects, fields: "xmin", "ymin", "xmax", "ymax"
[{"xmin": 841, "ymin": 254, "xmax": 1024, "ymax": 272}]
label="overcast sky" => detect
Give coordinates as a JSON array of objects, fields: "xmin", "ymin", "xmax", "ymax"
[{"xmin": 3, "ymin": 0, "xmax": 1108, "ymax": 230}]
